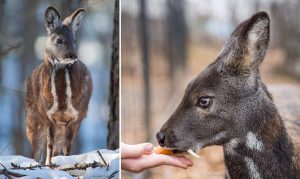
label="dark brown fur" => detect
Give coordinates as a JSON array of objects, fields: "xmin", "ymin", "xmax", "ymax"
[{"xmin": 157, "ymin": 12, "xmax": 300, "ymax": 178}]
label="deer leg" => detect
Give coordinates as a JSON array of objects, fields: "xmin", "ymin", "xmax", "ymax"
[
  {"xmin": 45, "ymin": 122, "xmax": 55, "ymax": 165},
  {"xmin": 26, "ymin": 111, "xmax": 45, "ymax": 162},
  {"xmin": 30, "ymin": 138, "xmax": 45, "ymax": 162},
  {"xmin": 63, "ymin": 122, "xmax": 80, "ymax": 156},
  {"xmin": 53, "ymin": 124, "xmax": 65, "ymax": 157}
]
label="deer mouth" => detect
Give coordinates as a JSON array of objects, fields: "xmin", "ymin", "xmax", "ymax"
[
  {"xmin": 187, "ymin": 149, "xmax": 201, "ymax": 158},
  {"xmin": 161, "ymin": 147, "xmax": 201, "ymax": 158}
]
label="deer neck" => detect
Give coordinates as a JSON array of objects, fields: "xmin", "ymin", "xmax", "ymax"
[
  {"xmin": 43, "ymin": 55, "xmax": 78, "ymax": 123},
  {"xmin": 223, "ymin": 111, "xmax": 297, "ymax": 179},
  {"xmin": 44, "ymin": 55, "xmax": 73, "ymax": 70}
]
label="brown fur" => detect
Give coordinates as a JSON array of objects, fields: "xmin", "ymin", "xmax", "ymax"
[{"xmin": 26, "ymin": 7, "xmax": 92, "ymax": 164}]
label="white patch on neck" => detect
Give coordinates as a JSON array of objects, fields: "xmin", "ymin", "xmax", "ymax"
[
  {"xmin": 47, "ymin": 68, "xmax": 58, "ymax": 121},
  {"xmin": 244, "ymin": 157, "xmax": 262, "ymax": 179},
  {"xmin": 246, "ymin": 132, "xmax": 263, "ymax": 151},
  {"xmin": 65, "ymin": 69, "xmax": 78, "ymax": 119},
  {"xmin": 224, "ymin": 138, "xmax": 239, "ymax": 155}
]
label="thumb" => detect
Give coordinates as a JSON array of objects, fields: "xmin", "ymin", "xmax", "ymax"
[{"xmin": 121, "ymin": 142, "xmax": 154, "ymax": 159}]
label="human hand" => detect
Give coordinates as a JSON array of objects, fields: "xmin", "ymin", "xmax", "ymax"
[{"xmin": 121, "ymin": 142, "xmax": 193, "ymax": 173}]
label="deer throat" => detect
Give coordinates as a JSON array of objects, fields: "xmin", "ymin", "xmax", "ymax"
[{"xmin": 46, "ymin": 67, "xmax": 78, "ymax": 123}]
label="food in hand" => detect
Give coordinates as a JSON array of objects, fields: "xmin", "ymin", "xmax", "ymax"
[{"xmin": 154, "ymin": 146, "xmax": 174, "ymax": 155}]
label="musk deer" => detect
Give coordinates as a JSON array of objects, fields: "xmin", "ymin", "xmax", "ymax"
[
  {"xmin": 26, "ymin": 7, "xmax": 92, "ymax": 165},
  {"xmin": 157, "ymin": 12, "xmax": 300, "ymax": 178}
]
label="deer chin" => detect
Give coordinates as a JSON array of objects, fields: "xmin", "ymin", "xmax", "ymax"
[
  {"xmin": 52, "ymin": 57, "xmax": 77, "ymax": 65},
  {"xmin": 56, "ymin": 58, "xmax": 77, "ymax": 65}
]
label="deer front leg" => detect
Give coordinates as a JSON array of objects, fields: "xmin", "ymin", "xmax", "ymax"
[
  {"xmin": 30, "ymin": 134, "xmax": 45, "ymax": 162},
  {"xmin": 45, "ymin": 122, "xmax": 55, "ymax": 165},
  {"xmin": 26, "ymin": 110, "xmax": 46, "ymax": 162},
  {"xmin": 64, "ymin": 122, "xmax": 80, "ymax": 156}
]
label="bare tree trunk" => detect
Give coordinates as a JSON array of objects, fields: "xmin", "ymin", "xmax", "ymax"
[
  {"xmin": 107, "ymin": 0, "xmax": 119, "ymax": 150},
  {"xmin": 139, "ymin": 0, "xmax": 151, "ymax": 142},
  {"xmin": 166, "ymin": 0, "xmax": 187, "ymax": 92},
  {"xmin": 13, "ymin": 0, "xmax": 39, "ymax": 156}
]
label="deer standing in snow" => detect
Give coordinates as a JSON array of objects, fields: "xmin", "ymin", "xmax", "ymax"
[{"xmin": 26, "ymin": 7, "xmax": 92, "ymax": 165}]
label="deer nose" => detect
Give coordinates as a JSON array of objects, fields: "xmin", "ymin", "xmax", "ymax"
[{"xmin": 156, "ymin": 132, "xmax": 166, "ymax": 146}]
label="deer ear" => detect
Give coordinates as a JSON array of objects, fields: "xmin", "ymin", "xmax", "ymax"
[
  {"xmin": 221, "ymin": 12, "xmax": 270, "ymax": 75},
  {"xmin": 44, "ymin": 7, "xmax": 61, "ymax": 34},
  {"xmin": 64, "ymin": 8, "xmax": 85, "ymax": 32}
]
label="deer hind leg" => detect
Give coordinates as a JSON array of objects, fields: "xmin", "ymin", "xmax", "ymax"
[
  {"xmin": 64, "ymin": 122, "xmax": 80, "ymax": 156},
  {"xmin": 26, "ymin": 110, "xmax": 46, "ymax": 162},
  {"xmin": 45, "ymin": 122, "xmax": 56, "ymax": 165}
]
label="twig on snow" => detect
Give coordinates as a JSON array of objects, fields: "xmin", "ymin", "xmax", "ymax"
[
  {"xmin": 0, "ymin": 163, "xmax": 26, "ymax": 178},
  {"xmin": 58, "ymin": 161, "xmax": 104, "ymax": 171},
  {"xmin": 108, "ymin": 170, "xmax": 119, "ymax": 179},
  {"xmin": 97, "ymin": 150, "xmax": 109, "ymax": 170},
  {"xmin": 10, "ymin": 161, "xmax": 104, "ymax": 172}
]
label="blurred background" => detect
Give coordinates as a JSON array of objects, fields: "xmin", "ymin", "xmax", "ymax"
[
  {"xmin": 0, "ymin": 0, "xmax": 118, "ymax": 157},
  {"xmin": 121, "ymin": 0, "xmax": 300, "ymax": 178}
]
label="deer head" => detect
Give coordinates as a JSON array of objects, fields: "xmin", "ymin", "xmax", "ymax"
[
  {"xmin": 44, "ymin": 7, "xmax": 85, "ymax": 65},
  {"xmin": 157, "ymin": 12, "xmax": 271, "ymax": 156}
]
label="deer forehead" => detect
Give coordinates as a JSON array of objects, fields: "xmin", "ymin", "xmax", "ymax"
[{"xmin": 48, "ymin": 26, "xmax": 74, "ymax": 41}]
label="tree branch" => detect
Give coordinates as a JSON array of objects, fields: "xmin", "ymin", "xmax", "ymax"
[
  {"xmin": 97, "ymin": 150, "xmax": 108, "ymax": 167},
  {"xmin": 0, "ymin": 42, "xmax": 22, "ymax": 58},
  {"xmin": 10, "ymin": 161, "xmax": 104, "ymax": 172},
  {"xmin": 0, "ymin": 163, "xmax": 26, "ymax": 178},
  {"xmin": 58, "ymin": 161, "xmax": 104, "ymax": 171}
]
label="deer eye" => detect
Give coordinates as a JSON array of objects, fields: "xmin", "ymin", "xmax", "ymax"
[
  {"xmin": 197, "ymin": 97, "xmax": 212, "ymax": 108},
  {"xmin": 56, "ymin": 38, "xmax": 63, "ymax": 44}
]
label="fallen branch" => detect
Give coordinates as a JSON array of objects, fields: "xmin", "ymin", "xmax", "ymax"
[
  {"xmin": 108, "ymin": 170, "xmax": 119, "ymax": 179},
  {"xmin": 58, "ymin": 161, "xmax": 104, "ymax": 171},
  {"xmin": 97, "ymin": 150, "xmax": 108, "ymax": 166},
  {"xmin": 11, "ymin": 163, "xmax": 43, "ymax": 170},
  {"xmin": 0, "ymin": 163, "xmax": 26, "ymax": 178},
  {"xmin": 10, "ymin": 161, "xmax": 104, "ymax": 171}
]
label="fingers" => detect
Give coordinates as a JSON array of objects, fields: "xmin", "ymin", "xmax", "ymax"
[
  {"xmin": 121, "ymin": 153, "xmax": 193, "ymax": 173},
  {"xmin": 149, "ymin": 154, "xmax": 193, "ymax": 168},
  {"xmin": 121, "ymin": 142, "xmax": 154, "ymax": 159}
]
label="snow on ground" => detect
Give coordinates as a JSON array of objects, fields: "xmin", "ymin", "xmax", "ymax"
[{"xmin": 0, "ymin": 149, "xmax": 119, "ymax": 179}]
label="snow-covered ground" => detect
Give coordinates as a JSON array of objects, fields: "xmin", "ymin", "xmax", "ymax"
[{"xmin": 0, "ymin": 149, "xmax": 119, "ymax": 179}]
